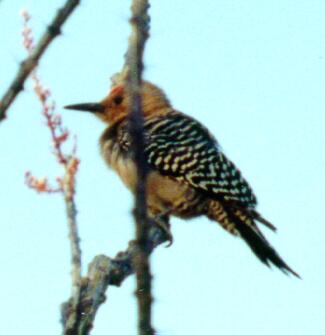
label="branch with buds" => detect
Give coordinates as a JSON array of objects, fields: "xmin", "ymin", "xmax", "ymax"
[
  {"xmin": 21, "ymin": 11, "xmax": 82, "ymax": 335},
  {"xmin": 0, "ymin": 0, "xmax": 80, "ymax": 123}
]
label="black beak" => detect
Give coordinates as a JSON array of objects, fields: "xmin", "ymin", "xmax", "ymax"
[{"xmin": 64, "ymin": 103, "xmax": 104, "ymax": 113}]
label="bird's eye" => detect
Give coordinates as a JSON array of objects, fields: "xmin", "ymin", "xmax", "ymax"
[{"xmin": 113, "ymin": 95, "xmax": 123, "ymax": 105}]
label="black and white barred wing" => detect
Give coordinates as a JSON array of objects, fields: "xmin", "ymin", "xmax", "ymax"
[{"xmin": 144, "ymin": 111, "xmax": 257, "ymax": 208}]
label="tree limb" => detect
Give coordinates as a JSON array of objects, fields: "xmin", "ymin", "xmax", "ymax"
[
  {"xmin": 124, "ymin": 1, "xmax": 154, "ymax": 335},
  {"xmin": 61, "ymin": 223, "xmax": 169, "ymax": 335},
  {"xmin": 0, "ymin": 0, "xmax": 80, "ymax": 123}
]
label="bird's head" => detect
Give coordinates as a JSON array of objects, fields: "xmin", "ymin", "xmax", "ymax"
[{"xmin": 65, "ymin": 81, "xmax": 170, "ymax": 124}]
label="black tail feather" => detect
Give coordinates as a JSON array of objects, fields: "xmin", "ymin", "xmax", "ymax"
[
  {"xmin": 224, "ymin": 205, "xmax": 300, "ymax": 278},
  {"xmin": 251, "ymin": 210, "xmax": 277, "ymax": 232}
]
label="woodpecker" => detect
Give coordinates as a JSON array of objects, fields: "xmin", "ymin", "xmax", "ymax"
[{"xmin": 65, "ymin": 81, "xmax": 299, "ymax": 277}]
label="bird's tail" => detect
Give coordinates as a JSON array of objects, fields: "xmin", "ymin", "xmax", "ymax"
[{"xmin": 207, "ymin": 200, "xmax": 300, "ymax": 278}]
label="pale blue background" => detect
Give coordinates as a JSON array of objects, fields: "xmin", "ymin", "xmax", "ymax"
[{"xmin": 0, "ymin": 1, "xmax": 324, "ymax": 334}]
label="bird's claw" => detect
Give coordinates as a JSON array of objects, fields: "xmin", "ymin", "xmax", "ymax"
[
  {"xmin": 154, "ymin": 214, "xmax": 173, "ymax": 247},
  {"xmin": 164, "ymin": 234, "xmax": 173, "ymax": 248}
]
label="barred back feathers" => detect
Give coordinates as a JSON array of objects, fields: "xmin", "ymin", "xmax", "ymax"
[{"xmin": 65, "ymin": 80, "xmax": 299, "ymax": 278}]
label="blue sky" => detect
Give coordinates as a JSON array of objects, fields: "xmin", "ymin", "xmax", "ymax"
[{"xmin": 1, "ymin": 1, "xmax": 324, "ymax": 334}]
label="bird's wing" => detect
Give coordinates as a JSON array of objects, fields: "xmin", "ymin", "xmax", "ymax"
[{"xmin": 144, "ymin": 111, "xmax": 257, "ymax": 208}]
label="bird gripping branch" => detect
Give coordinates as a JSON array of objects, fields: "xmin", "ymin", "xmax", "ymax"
[{"xmin": 65, "ymin": 80, "xmax": 299, "ymax": 278}]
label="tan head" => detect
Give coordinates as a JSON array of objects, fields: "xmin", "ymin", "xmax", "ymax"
[{"xmin": 65, "ymin": 81, "xmax": 171, "ymax": 124}]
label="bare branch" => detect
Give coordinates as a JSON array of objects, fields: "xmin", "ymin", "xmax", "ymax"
[
  {"xmin": 124, "ymin": 1, "xmax": 154, "ymax": 335},
  {"xmin": 62, "ymin": 157, "xmax": 82, "ymax": 335},
  {"xmin": 61, "ymin": 223, "xmax": 169, "ymax": 335},
  {"xmin": 0, "ymin": 0, "xmax": 80, "ymax": 123}
]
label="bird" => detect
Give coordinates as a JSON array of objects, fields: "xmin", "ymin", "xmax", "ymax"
[{"xmin": 65, "ymin": 80, "xmax": 299, "ymax": 278}]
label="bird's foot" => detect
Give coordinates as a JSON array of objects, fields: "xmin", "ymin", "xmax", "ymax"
[{"xmin": 153, "ymin": 213, "xmax": 173, "ymax": 247}]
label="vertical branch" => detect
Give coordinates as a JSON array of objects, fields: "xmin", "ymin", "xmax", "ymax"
[
  {"xmin": 0, "ymin": 0, "xmax": 80, "ymax": 123},
  {"xmin": 21, "ymin": 11, "xmax": 82, "ymax": 335},
  {"xmin": 62, "ymin": 156, "xmax": 82, "ymax": 335},
  {"xmin": 125, "ymin": 1, "xmax": 153, "ymax": 335}
]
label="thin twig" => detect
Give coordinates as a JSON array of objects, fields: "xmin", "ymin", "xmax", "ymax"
[
  {"xmin": 125, "ymin": 1, "xmax": 153, "ymax": 335},
  {"xmin": 21, "ymin": 11, "xmax": 82, "ymax": 335},
  {"xmin": 0, "ymin": 0, "xmax": 80, "ymax": 123},
  {"xmin": 63, "ymin": 156, "xmax": 82, "ymax": 335}
]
